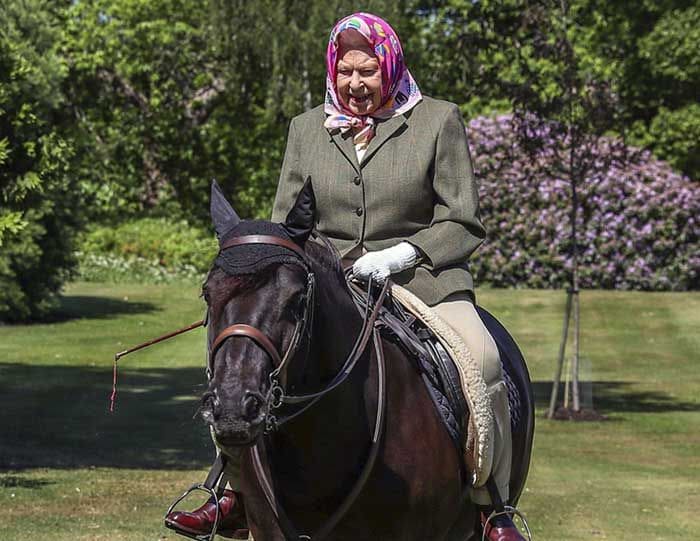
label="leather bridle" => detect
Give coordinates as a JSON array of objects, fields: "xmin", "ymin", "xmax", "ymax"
[
  {"xmin": 207, "ymin": 234, "xmax": 389, "ymax": 434},
  {"xmin": 207, "ymin": 235, "xmax": 317, "ymax": 430}
]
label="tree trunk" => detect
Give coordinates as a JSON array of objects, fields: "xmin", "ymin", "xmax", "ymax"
[
  {"xmin": 547, "ymin": 289, "xmax": 573, "ymax": 418},
  {"xmin": 141, "ymin": 141, "xmax": 168, "ymax": 208},
  {"xmin": 570, "ymin": 168, "xmax": 581, "ymax": 412}
]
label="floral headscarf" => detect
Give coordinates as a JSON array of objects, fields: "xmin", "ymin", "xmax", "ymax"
[{"xmin": 323, "ymin": 12, "xmax": 422, "ymax": 148}]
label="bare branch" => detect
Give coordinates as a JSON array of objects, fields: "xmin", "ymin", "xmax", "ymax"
[
  {"xmin": 96, "ymin": 68, "xmax": 149, "ymax": 114},
  {"xmin": 184, "ymin": 76, "xmax": 226, "ymax": 125}
]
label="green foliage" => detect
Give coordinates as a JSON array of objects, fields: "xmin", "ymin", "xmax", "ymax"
[
  {"xmin": 413, "ymin": 1, "xmax": 698, "ymax": 179},
  {"xmin": 60, "ymin": 0, "xmax": 413, "ymax": 226},
  {"xmin": 62, "ymin": 0, "xmax": 222, "ymax": 220},
  {"xmin": 2, "ymin": 0, "xmax": 698, "ymax": 307},
  {"xmin": 577, "ymin": 1, "xmax": 699, "ymax": 179},
  {"xmin": 631, "ymin": 104, "xmax": 700, "ymax": 179},
  {"xmin": 639, "ymin": 6, "xmax": 700, "ymax": 84},
  {"xmin": 0, "ymin": 0, "xmax": 82, "ymax": 322},
  {"xmin": 77, "ymin": 218, "xmax": 217, "ymax": 283},
  {"xmin": 408, "ymin": 0, "xmax": 524, "ymax": 119}
]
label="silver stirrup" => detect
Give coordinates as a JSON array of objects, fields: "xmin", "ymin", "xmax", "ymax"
[
  {"xmin": 164, "ymin": 484, "xmax": 221, "ymax": 541},
  {"xmin": 482, "ymin": 505, "xmax": 533, "ymax": 541}
]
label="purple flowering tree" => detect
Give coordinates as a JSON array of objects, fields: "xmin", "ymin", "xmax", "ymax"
[
  {"xmin": 470, "ymin": 112, "xmax": 699, "ymax": 418},
  {"xmin": 469, "ymin": 0, "xmax": 699, "ymax": 418},
  {"xmin": 469, "ymin": 115, "xmax": 699, "ymax": 293}
]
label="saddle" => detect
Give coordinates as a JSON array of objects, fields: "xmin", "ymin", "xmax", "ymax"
[{"xmin": 348, "ymin": 281, "xmax": 495, "ymax": 487}]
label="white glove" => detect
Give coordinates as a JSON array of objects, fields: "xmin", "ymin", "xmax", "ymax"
[{"xmin": 352, "ymin": 242, "xmax": 419, "ymax": 283}]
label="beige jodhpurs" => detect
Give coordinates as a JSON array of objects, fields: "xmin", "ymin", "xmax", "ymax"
[{"xmin": 431, "ymin": 293, "xmax": 512, "ymax": 505}]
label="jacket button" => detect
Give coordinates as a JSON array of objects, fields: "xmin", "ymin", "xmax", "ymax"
[
  {"xmin": 353, "ymin": 176, "xmax": 361, "ymax": 185},
  {"xmin": 355, "ymin": 207, "xmax": 363, "ymax": 216}
]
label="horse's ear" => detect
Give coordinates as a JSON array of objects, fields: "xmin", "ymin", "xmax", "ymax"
[
  {"xmin": 210, "ymin": 180, "xmax": 240, "ymax": 239},
  {"xmin": 282, "ymin": 177, "xmax": 316, "ymax": 245}
]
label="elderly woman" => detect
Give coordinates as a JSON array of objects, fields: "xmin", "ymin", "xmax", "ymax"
[{"xmin": 166, "ymin": 12, "xmax": 523, "ymax": 541}]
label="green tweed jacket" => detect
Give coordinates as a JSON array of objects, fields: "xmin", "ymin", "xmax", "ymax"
[{"xmin": 271, "ymin": 96, "xmax": 486, "ymax": 306}]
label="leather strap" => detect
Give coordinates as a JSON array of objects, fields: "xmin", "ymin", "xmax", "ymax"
[
  {"xmin": 252, "ymin": 327, "xmax": 387, "ymax": 541},
  {"xmin": 279, "ymin": 277, "xmax": 390, "ymax": 406},
  {"xmin": 219, "ymin": 234, "xmax": 310, "ymax": 265},
  {"xmin": 204, "ymin": 454, "xmax": 226, "ymax": 491},
  {"xmin": 211, "ymin": 324, "xmax": 282, "ymax": 367}
]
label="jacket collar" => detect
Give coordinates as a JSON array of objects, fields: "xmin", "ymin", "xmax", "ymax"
[
  {"xmin": 327, "ymin": 113, "xmax": 408, "ymax": 172},
  {"xmin": 363, "ymin": 114, "xmax": 408, "ymax": 166}
]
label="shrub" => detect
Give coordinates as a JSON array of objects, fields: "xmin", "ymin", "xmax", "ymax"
[
  {"xmin": 77, "ymin": 218, "xmax": 217, "ymax": 283},
  {"xmin": 469, "ymin": 115, "xmax": 700, "ymax": 291},
  {"xmin": 0, "ymin": 3, "xmax": 82, "ymax": 322}
]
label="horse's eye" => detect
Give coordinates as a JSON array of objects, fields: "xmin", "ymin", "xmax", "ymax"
[
  {"xmin": 286, "ymin": 294, "xmax": 304, "ymax": 316},
  {"xmin": 296, "ymin": 294, "xmax": 308, "ymax": 312}
]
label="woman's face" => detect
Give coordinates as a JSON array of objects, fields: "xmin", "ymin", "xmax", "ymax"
[{"xmin": 336, "ymin": 30, "xmax": 382, "ymax": 116}]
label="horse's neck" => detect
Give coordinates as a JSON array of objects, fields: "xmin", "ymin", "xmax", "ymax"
[
  {"xmin": 279, "ymin": 265, "xmax": 368, "ymax": 430},
  {"xmin": 314, "ymin": 273, "xmax": 364, "ymax": 379}
]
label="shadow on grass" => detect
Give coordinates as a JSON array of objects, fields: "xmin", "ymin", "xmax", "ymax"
[
  {"xmin": 48, "ymin": 294, "xmax": 157, "ymax": 323},
  {"xmin": 0, "ymin": 475, "xmax": 54, "ymax": 489},
  {"xmin": 532, "ymin": 381, "xmax": 700, "ymax": 414},
  {"xmin": 0, "ymin": 363, "xmax": 214, "ymax": 472},
  {"xmin": 3, "ymin": 362, "xmax": 696, "ymax": 473}
]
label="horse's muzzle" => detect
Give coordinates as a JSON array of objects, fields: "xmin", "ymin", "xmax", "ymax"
[{"xmin": 201, "ymin": 389, "xmax": 268, "ymax": 448}]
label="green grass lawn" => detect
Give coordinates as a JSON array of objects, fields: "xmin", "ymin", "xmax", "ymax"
[{"xmin": 1, "ymin": 282, "xmax": 698, "ymax": 540}]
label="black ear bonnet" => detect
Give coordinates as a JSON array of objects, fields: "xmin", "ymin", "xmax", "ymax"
[{"xmin": 215, "ymin": 220, "xmax": 308, "ymax": 276}]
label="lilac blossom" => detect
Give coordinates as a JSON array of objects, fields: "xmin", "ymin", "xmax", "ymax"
[{"xmin": 467, "ymin": 115, "xmax": 700, "ymax": 290}]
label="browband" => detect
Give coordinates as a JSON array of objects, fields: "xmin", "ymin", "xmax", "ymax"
[{"xmin": 219, "ymin": 234, "xmax": 309, "ymax": 265}]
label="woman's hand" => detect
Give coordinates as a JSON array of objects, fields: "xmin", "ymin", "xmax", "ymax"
[{"xmin": 352, "ymin": 242, "xmax": 419, "ymax": 283}]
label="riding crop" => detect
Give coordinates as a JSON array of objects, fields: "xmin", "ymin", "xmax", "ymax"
[{"xmin": 109, "ymin": 319, "xmax": 205, "ymax": 412}]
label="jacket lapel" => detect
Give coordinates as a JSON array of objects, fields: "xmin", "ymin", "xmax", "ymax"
[
  {"xmin": 328, "ymin": 129, "xmax": 360, "ymax": 174},
  {"xmin": 362, "ymin": 114, "xmax": 407, "ymax": 167}
]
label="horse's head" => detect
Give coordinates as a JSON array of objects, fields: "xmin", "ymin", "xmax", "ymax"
[{"xmin": 201, "ymin": 179, "xmax": 316, "ymax": 449}]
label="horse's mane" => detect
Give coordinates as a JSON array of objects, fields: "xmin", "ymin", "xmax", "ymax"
[{"xmin": 305, "ymin": 232, "xmax": 346, "ymax": 287}]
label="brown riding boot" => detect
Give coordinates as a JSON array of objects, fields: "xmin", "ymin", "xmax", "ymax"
[
  {"xmin": 164, "ymin": 489, "xmax": 249, "ymax": 539},
  {"xmin": 481, "ymin": 510, "xmax": 526, "ymax": 541}
]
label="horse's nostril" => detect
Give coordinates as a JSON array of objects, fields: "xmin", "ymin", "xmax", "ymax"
[
  {"xmin": 242, "ymin": 391, "xmax": 265, "ymax": 421},
  {"xmin": 202, "ymin": 391, "xmax": 221, "ymax": 420}
]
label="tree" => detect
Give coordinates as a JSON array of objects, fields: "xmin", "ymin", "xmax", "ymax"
[
  {"xmin": 409, "ymin": 0, "xmax": 525, "ymax": 118},
  {"xmin": 502, "ymin": 0, "xmax": 625, "ymax": 417},
  {"xmin": 62, "ymin": 0, "xmax": 228, "ymax": 220},
  {"xmin": 0, "ymin": 0, "xmax": 83, "ymax": 322},
  {"xmin": 60, "ymin": 0, "xmax": 415, "ymax": 225},
  {"xmin": 418, "ymin": 0, "xmax": 633, "ymax": 415}
]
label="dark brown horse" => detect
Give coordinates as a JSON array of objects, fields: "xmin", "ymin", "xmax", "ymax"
[{"xmin": 200, "ymin": 180, "xmax": 534, "ymax": 541}]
